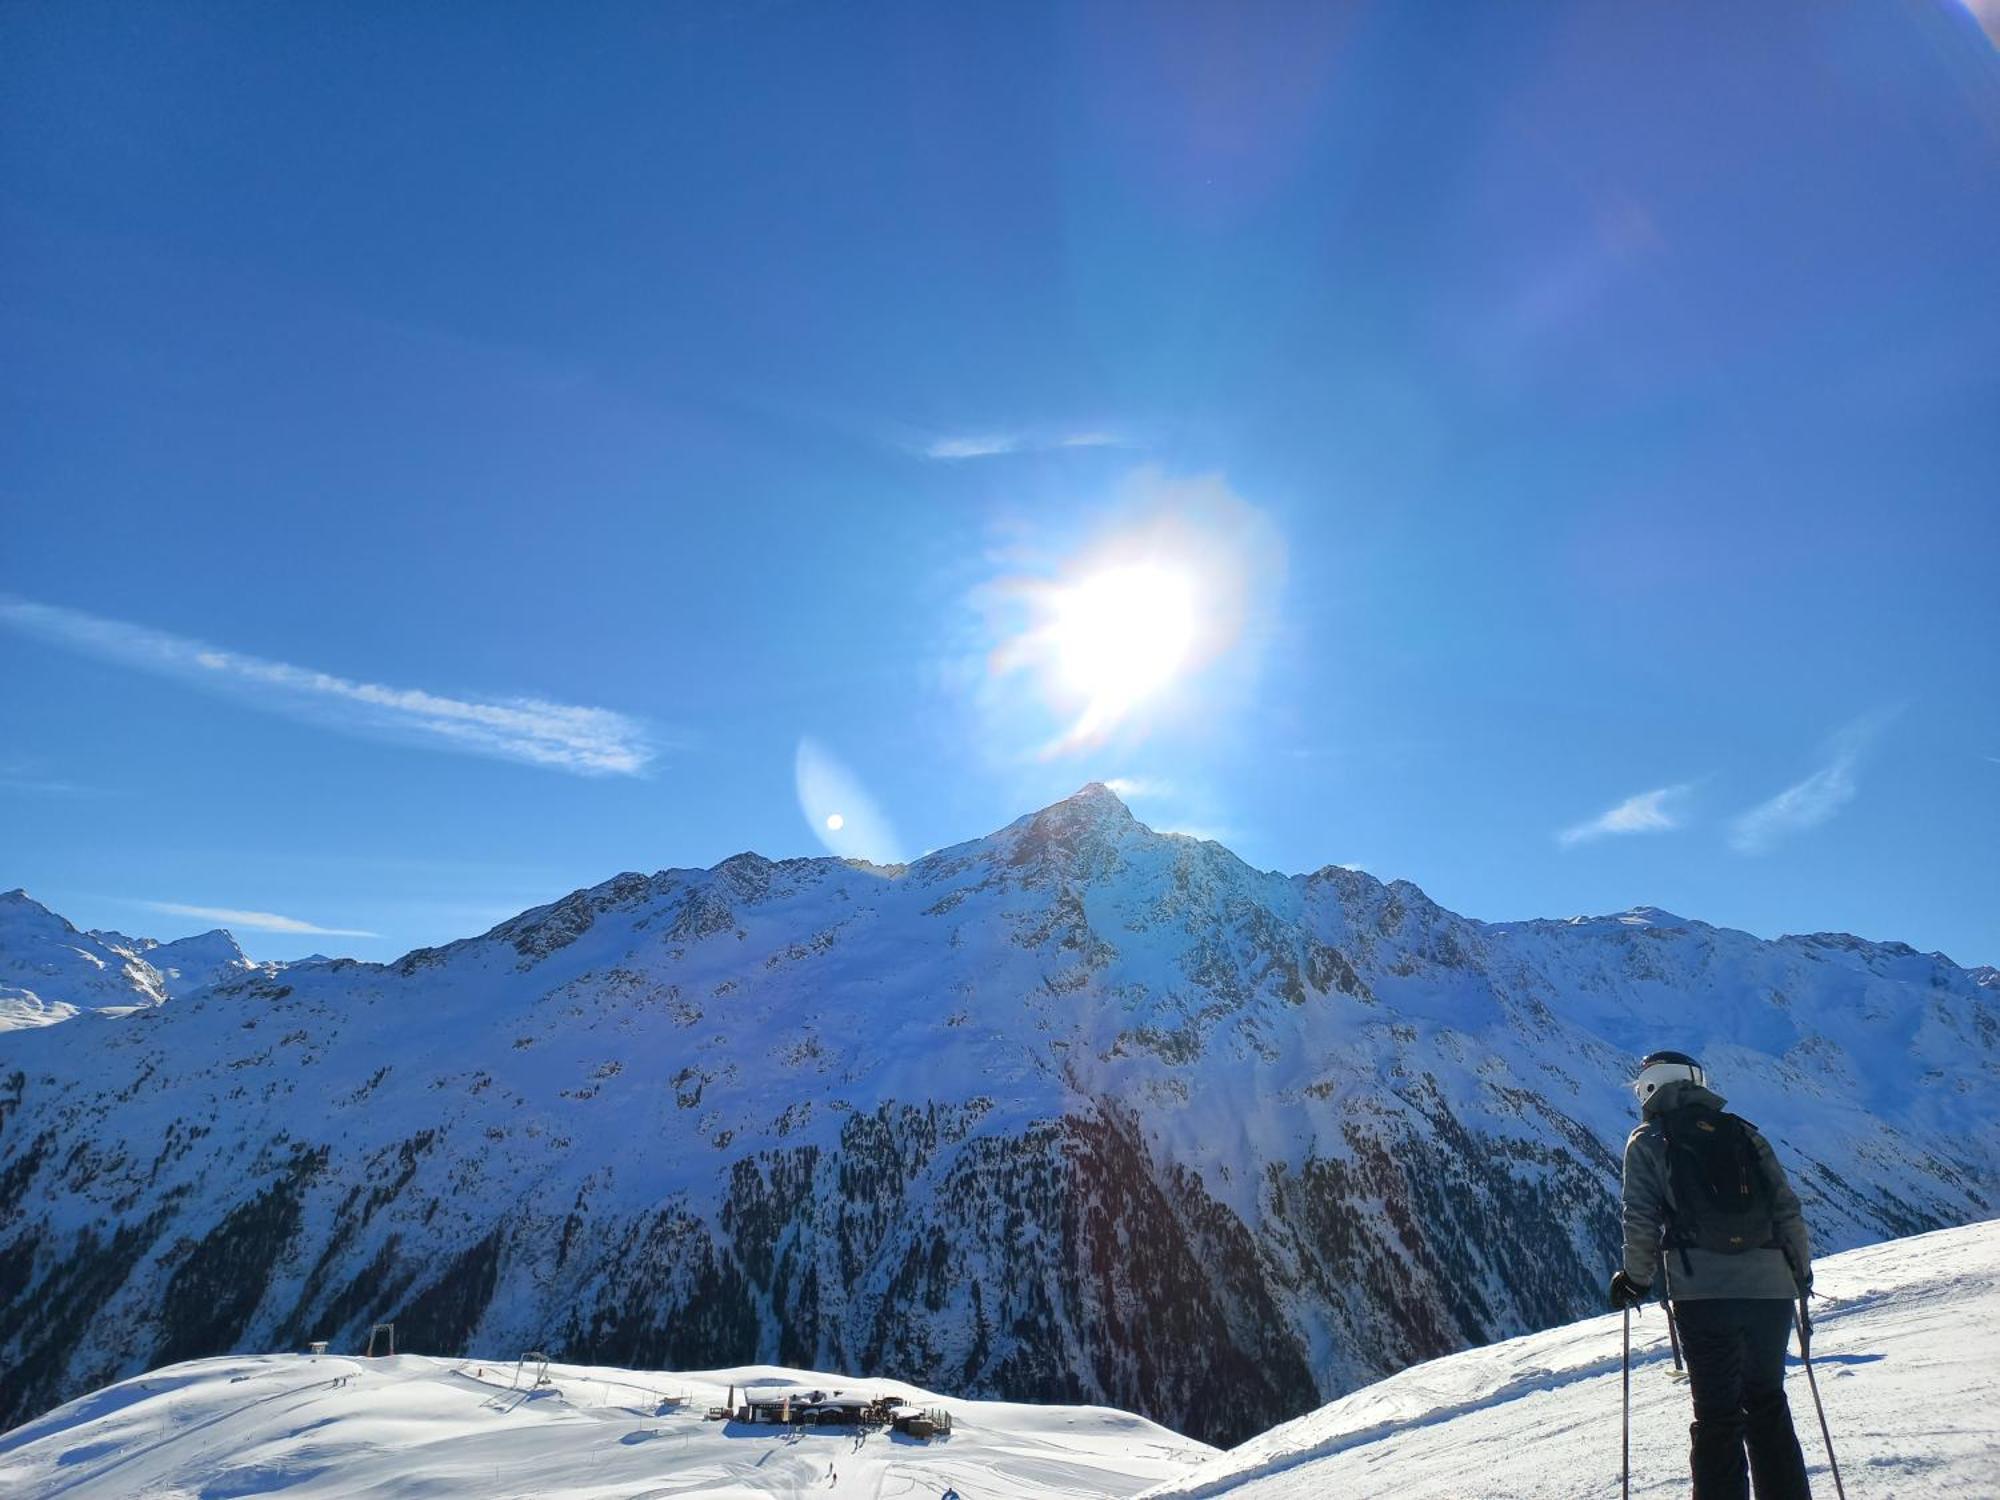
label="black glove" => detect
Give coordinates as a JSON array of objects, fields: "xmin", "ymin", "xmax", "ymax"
[{"xmin": 1609, "ymin": 1270, "xmax": 1650, "ymax": 1311}]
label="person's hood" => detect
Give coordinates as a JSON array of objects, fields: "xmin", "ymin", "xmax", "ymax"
[{"xmin": 1642, "ymin": 1077, "xmax": 1728, "ymax": 1118}]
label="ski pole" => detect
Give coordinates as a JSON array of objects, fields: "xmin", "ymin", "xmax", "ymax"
[
  {"xmin": 1621, "ymin": 1306, "xmax": 1631, "ymax": 1500},
  {"xmin": 1665, "ymin": 1296, "xmax": 1684, "ymax": 1377},
  {"xmin": 1795, "ymin": 1296, "xmax": 1847, "ymax": 1500}
]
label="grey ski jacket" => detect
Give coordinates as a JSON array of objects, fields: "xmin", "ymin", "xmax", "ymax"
[{"xmin": 1620, "ymin": 1079, "xmax": 1811, "ymax": 1301}]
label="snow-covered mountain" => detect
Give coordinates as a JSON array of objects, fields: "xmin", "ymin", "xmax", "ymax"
[
  {"xmin": 0, "ymin": 786, "xmax": 1994, "ymax": 1446},
  {"xmin": 0, "ymin": 888, "xmax": 252, "ymax": 1032},
  {"xmin": 2, "ymin": 1217, "xmax": 1991, "ymax": 1497}
]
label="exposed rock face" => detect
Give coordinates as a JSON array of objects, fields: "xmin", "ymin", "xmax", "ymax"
[{"xmin": 1, "ymin": 788, "xmax": 1994, "ymax": 1444}]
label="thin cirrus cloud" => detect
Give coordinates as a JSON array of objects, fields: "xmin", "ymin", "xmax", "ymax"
[
  {"xmin": 1558, "ymin": 784, "xmax": 1691, "ymax": 847},
  {"xmin": 923, "ymin": 430, "xmax": 1120, "ymax": 460},
  {"xmin": 0, "ymin": 760, "xmax": 115, "ymax": 797},
  {"xmin": 1101, "ymin": 775, "xmax": 1171, "ymax": 801},
  {"xmin": 0, "ymin": 597, "xmax": 656, "ymax": 777},
  {"xmin": 1729, "ymin": 710, "xmax": 1897, "ymax": 855},
  {"xmin": 141, "ymin": 900, "xmax": 378, "ymax": 937}
]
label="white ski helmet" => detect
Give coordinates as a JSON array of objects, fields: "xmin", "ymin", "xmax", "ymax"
[{"xmin": 1631, "ymin": 1049, "xmax": 1704, "ymax": 1106}]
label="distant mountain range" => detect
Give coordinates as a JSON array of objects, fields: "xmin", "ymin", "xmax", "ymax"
[
  {"xmin": 0, "ymin": 891, "xmax": 253, "ymax": 1031},
  {"xmin": 1, "ymin": 785, "xmax": 1994, "ymax": 1444}
]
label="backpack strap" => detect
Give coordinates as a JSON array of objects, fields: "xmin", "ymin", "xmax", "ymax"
[
  {"xmin": 1656, "ymin": 1109, "xmax": 1688, "ymax": 1240},
  {"xmin": 1720, "ymin": 1112, "xmax": 1783, "ymax": 1252},
  {"xmin": 1652, "ymin": 1113, "xmax": 1698, "ymax": 1280}
]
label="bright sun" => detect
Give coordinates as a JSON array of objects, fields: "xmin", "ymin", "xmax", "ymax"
[
  {"xmin": 982, "ymin": 481, "xmax": 1276, "ymax": 758},
  {"xmin": 1046, "ymin": 563, "xmax": 1200, "ymax": 730}
]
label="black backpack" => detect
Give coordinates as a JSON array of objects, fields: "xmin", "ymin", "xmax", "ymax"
[{"xmin": 1659, "ymin": 1103, "xmax": 1778, "ymax": 1257}]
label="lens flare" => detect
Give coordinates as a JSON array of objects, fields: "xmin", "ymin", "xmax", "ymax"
[{"xmin": 795, "ymin": 739, "xmax": 899, "ymax": 864}]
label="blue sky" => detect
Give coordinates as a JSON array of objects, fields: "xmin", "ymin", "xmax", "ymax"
[{"xmin": 3, "ymin": 1, "xmax": 1996, "ymax": 965}]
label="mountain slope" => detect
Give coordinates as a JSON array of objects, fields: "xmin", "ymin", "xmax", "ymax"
[
  {"xmin": 0, "ymin": 786, "xmax": 1994, "ymax": 1445},
  {"xmin": 0, "ymin": 1218, "xmax": 1989, "ymax": 1498},
  {"xmin": 0, "ymin": 1355, "xmax": 1214, "ymax": 1499},
  {"xmin": 1138, "ymin": 1217, "xmax": 2000, "ymax": 1498}
]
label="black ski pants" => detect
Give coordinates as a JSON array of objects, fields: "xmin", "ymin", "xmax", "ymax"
[{"xmin": 1672, "ymin": 1297, "xmax": 1811, "ymax": 1500}]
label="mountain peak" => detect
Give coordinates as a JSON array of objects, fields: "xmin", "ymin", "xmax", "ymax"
[
  {"xmin": 151, "ymin": 928, "xmax": 249, "ymax": 964},
  {"xmin": 1018, "ymin": 780, "xmax": 1142, "ymax": 841},
  {"xmin": 1001, "ymin": 782, "xmax": 1143, "ymax": 879},
  {"xmin": 0, "ymin": 887, "xmax": 78, "ymax": 935},
  {"xmin": 1053, "ymin": 780, "xmax": 1137, "ymax": 821}
]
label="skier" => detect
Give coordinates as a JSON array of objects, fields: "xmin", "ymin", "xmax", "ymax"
[{"xmin": 1608, "ymin": 1051, "xmax": 1814, "ymax": 1500}]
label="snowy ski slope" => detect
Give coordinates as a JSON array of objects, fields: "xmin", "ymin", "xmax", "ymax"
[
  {"xmin": 1138, "ymin": 1218, "xmax": 1999, "ymax": 1499},
  {"xmin": 0, "ymin": 1357, "xmax": 1213, "ymax": 1499},
  {"xmin": 2, "ymin": 1220, "xmax": 1992, "ymax": 1498}
]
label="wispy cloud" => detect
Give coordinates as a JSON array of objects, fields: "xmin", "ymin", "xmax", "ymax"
[
  {"xmin": 0, "ymin": 757, "xmax": 118, "ymax": 797},
  {"xmin": 0, "ymin": 598, "xmax": 655, "ymax": 776},
  {"xmin": 923, "ymin": 430, "xmax": 1121, "ymax": 461},
  {"xmin": 141, "ymin": 900, "xmax": 378, "ymax": 937},
  {"xmin": 1559, "ymin": 784, "xmax": 1691, "ymax": 847},
  {"xmin": 927, "ymin": 435, "xmax": 1018, "ymax": 459},
  {"xmin": 0, "ymin": 769, "xmax": 114, "ymax": 798},
  {"xmin": 1730, "ymin": 711, "xmax": 1897, "ymax": 855},
  {"xmin": 1101, "ymin": 775, "xmax": 1171, "ymax": 801}
]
